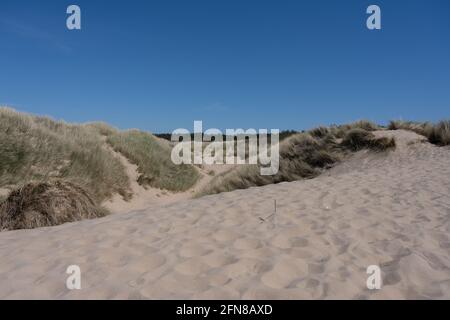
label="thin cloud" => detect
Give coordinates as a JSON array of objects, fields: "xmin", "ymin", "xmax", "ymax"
[{"xmin": 0, "ymin": 17, "xmax": 72, "ymax": 54}]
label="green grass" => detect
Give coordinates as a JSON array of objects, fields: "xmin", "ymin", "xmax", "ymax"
[
  {"xmin": 107, "ymin": 130, "xmax": 199, "ymax": 191},
  {"xmin": 0, "ymin": 107, "xmax": 130, "ymax": 203},
  {"xmin": 0, "ymin": 107, "xmax": 200, "ymax": 205}
]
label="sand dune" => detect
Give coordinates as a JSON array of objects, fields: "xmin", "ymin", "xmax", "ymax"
[
  {"xmin": 102, "ymin": 140, "xmax": 238, "ymax": 214},
  {"xmin": 0, "ymin": 130, "xmax": 449, "ymax": 299}
]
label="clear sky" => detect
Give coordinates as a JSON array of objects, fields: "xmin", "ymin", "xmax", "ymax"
[{"xmin": 0, "ymin": 0, "xmax": 449, "ymax": 132}]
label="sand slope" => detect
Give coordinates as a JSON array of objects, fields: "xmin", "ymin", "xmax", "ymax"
[{"xmin": 0, "ymin": 130, "xmax": 449, "ymax": 299}]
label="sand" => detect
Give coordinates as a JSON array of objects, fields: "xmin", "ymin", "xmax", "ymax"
[
  {"xmin": 0, "ymin": 188, "xmax": 10, "ymax": 199},
  {"xmin": 0, "ymin": 130, "xmax": 449, "ymax": 299}
]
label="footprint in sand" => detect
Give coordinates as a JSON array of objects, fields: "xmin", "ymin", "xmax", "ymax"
[
  {"xmin": 271, "ymin": 235, "xmax": 309, "ymax": 249},
  {"xmin": 308, "ymin": 262, "xmax": 325, "ymax": 274}
]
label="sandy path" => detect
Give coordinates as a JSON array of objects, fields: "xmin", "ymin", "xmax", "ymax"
[
  {"xmin": 102, "ymin": 142, "xmax": 237, "ymax": 214},
  {"xmin": 0, "ymin": 130, "xmax": 449, "ymax": 299}
]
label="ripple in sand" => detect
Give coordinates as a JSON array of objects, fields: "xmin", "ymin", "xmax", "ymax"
[{"xmin": 271, "ymin": 235, "xmax": 309, "ymax": 249}]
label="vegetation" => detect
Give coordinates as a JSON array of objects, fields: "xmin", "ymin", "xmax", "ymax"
[
  {"xmin": 199, "ymin": 121, "xmax": 393, "ymax": 196},
  {"xmin": 0, "ymin": 107, "xmax": 130, "ymax": 203},
  {"xmin": 0, "ymin": 181, "xmax": 108, "ymax": 231},
  {"xmin": 388, "ymin": 120, "xmax": 450, "ymax": 146},
  {"xmin": 341, "ymin": 128, "xmax": 396, "ymax": 152},
  {"xmin": 5, "ymin": 108, "xmax": 447, "ymax": 229},
  {"xmin": 0, "ymin": 107, "xmax": 201, "ymax": 230},
  {"xmin": 106, "ymin": 130, "xmax": 199, "ymax": 191}
]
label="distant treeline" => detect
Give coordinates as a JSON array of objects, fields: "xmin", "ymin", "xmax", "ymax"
[{"xmin": 154, "ymin": 130, "xmax": 299, "ymax": 142}]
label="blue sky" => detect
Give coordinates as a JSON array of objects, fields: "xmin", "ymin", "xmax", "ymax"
[{"xmin": 0, "ymin": 0, "xmax": 449, "ymax": 132}]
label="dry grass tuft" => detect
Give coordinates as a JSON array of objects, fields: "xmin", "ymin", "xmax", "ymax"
[
  {"xmin": 388, "ymin": 120, "xmax": 450, "ymax": 146},
  {"xmin": 0, "ymin": 181, "xmax": 108, "ymax": 231},
  {"xmin": 341, "ymin": 128, "xmax": 396, "ymax": 152},
  {"xmin": 427, "ymin": 120, "xmax": 450, "ymax": 146},
  {"xmin": 330, "ymin": 120, "xmax": 380, "ymax": 138}
]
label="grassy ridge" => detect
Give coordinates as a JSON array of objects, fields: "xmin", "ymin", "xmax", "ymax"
[
  {"xmin": 198, "ymin": 121, "xmax": 395, "ymax": 196},
  {"xmin": 0, "ymin": 108, "xmax": 200, "ymax": 230},
  {"xmin": 0, "ymin": 107, "xmax": 130, "ymax": 202},
  {"xmin": 0, "ymin": 107, "xmax": 199, "ymax": 205},
  {"xmin": 106, "ymin": 130, "xmax": 199, "ymax": 191}
]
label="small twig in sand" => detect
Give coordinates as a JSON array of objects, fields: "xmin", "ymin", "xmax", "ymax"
[{"xmin": 259, "ymin": 199, "xmax": 277, "ymax": 225}]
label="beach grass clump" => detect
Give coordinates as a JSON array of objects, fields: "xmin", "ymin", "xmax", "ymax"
[
  {"xmin": 0, "ymin": 181, "xmax": 108, "ymax": 231},
  {"xmin": 387, "ymin": 120, "xmax": 433, "ymax": 136},
  {"xmin": 427, "ymin": 120, "xmax": 450, "ymax": 146},
  {"xmin": 388, "ymin": 120, "xmax": 450, "ymax": 146},
  {"xmin": 333, "ymin": 120, "xmax": 380, "ymax": 138},
  {"xmin": 341, "ymin": 128, "xmax": 396, "ymax": 152},
  {"xmin": 309, "ymin": 126, "xmax": 331, "ymax": 139}
]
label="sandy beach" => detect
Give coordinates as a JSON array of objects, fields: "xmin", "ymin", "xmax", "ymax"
[{"xmin": 0, "ymin": 130, "xmax": 448, "ymax": 299}]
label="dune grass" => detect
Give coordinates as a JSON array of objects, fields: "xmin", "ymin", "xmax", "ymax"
[
  {"xmin": 198, "ymin": 121, "xmax": 394, "ymax": 196},
  {"xmin": 327, "ymin": 120, "xmax": 381, "ymax": 138},
  {"xmin": 0, "ymin": 107, "xmax": 202, "ymax": 230},
  {"xmin": 0, "ymin": 181, "xmax": 108, "ymax": 231},
  {"xmin": 106, "ymin": 130, "xmax": 199, "ymax": 191},
  {"xmin": 388, "ymin": 120, "xmax": 450, "ymax": 146},
  {"xmin": 84, "ymin": 121, "xmax": 119, "ymax": 137},
  {"xmin": 0, "ymin": 107, "xmax": 200, "ymax": 206},
  {"xmin": 0, "ymin": 107, "xmax": 131, "ymax": 203},
  {"xmin": 341, "ymin": 128, "xmax": 396, "ymax": 152}
]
